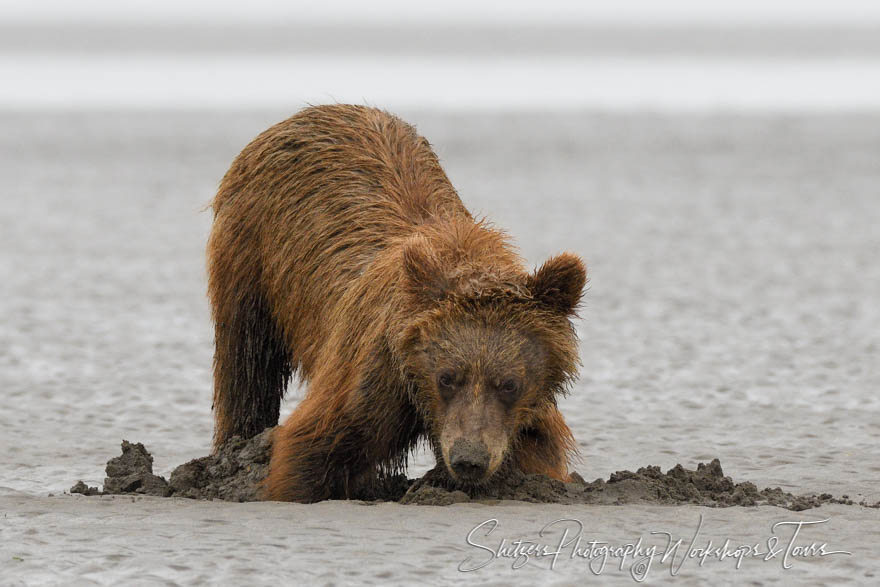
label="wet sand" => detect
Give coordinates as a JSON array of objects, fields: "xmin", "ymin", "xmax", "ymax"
[{"xmin": 2, "ymin": 111, "xmax": 879, "ymax": 584}]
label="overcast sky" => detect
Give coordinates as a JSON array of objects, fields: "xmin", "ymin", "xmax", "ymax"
[
  {"xmin": 6, "ymin": 0, "xmax": 880, "ymax": 25},
  {"xmin": 5, "ymin": 1, "xmax": 879, "ymax": 111}
]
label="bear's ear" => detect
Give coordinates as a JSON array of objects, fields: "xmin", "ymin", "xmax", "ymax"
[
  {"xmin": 401, "ymin": 237, "xmax": 449, "ymax": 305},
  {"xmin": 528, "ymin": 253, "xmax": 587, "ymax": 315}
]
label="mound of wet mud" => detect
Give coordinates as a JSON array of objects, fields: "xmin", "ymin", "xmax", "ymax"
[
  {"xmin": 400, "ymin": 461, "xmax": 859, "ymax": 510},
  {"xmin": 72, "ymin": 429, "xmax": 274, "ymax": 502},
  {"xmin": 71, "ymin": 427, "xmax": 875, "ymax": 511}
]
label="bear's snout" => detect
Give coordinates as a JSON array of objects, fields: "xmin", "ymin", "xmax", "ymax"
[{"xmin": 448, "ymin": 438, "xmax": 491, "ymax": 481}]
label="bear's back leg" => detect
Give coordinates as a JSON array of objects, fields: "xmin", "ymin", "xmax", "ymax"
[
  {"xmin": 208, "ymin": 223, "xmax": 293, "ymax": 450},
  {"xmin": 210, "ymin": 291, "xmax": 292, "ymax": 449}
]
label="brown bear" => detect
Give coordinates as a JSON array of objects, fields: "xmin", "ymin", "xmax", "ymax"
[{"xmin": 207, "ymin": 104, "xmax": 586, "ymax": 503}]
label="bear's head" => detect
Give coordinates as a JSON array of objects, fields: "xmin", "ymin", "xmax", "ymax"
[{"xmin": 398, "ymin": 234, "xmax": 586, "ymax": 485}]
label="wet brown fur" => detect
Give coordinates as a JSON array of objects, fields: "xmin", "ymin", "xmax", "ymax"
[{"xmin": 207, "ymin": 104, "xmax": 586, "ymax": 502}]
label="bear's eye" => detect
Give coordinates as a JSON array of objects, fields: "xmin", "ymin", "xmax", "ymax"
[
  {"xmin": 499, "ymin": 378, "xmax": 519, "ymax": 395},
  {"xmin": 437, "ymin": 371, "xmax": 455, "ymax": 388}
]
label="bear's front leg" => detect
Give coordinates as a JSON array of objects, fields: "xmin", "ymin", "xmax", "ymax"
[
  {"xmin": 264, "ymin": 393, "xmax": 372, "ymax": 503},
  {"xmin": 264, "ymin": 372, "xmax": 423, "ymax": 502},
  {"xmin": 510, "ymin": 406, "xmax": 577, "ymax": 482}
]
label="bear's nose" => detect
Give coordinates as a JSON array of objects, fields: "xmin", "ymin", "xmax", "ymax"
[{"xmin": 449, "ymin": 438, "xmax": 490, "ymax": 481}]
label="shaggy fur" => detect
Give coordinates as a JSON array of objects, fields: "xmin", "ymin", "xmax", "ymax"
[{"xmin": 207, "ymin": 104, "xmax": 586, "ymax": 502}]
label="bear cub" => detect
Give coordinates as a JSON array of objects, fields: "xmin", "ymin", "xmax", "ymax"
[{"xmin": 207, "ymin": 104, "xmax": 586, "ymax": 502}]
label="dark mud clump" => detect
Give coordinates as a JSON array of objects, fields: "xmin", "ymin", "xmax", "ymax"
[
  {"xmin": 70, "ymin": 429, "xmax": 274, "ymax": 501},
  {"xmin": 73, "ymin": 428, "xmax": 874, "ymax": 510},
  {"xmin": 69, "ymin": 480, "xmax": 101, "ymax": 496},
  {"xmin": 402, "ymin": 460, "xmax": 874, "ymax": 510},
  {"xmin": 101, "ymin": 440, "xmax": 171, "ymax": 496},
  {"xmin": 168, "ymin": 428, "xmax": 273, "ymax": 501},
  {"xmin": 400, "ymin": 460, "xmax": 837, "ymax": 510}
]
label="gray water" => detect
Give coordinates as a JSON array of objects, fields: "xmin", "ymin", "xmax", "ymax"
[{"xmin": 1, "ymin": 111, "xmax": 878, "ymax": 585}]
